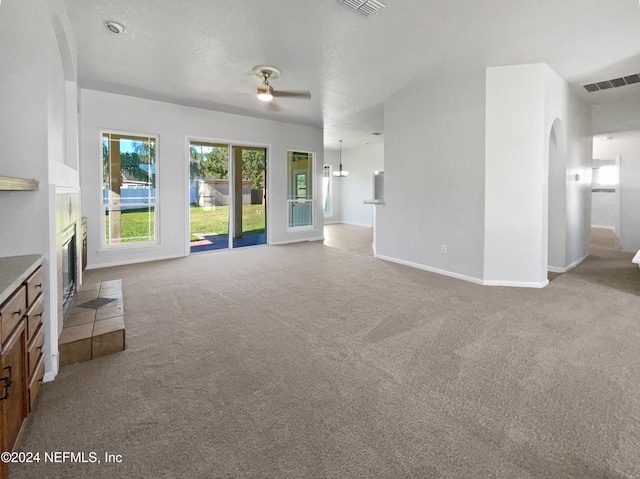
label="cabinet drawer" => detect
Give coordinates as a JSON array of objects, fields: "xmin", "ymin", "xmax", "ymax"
[
  {"xmin": 25, "ymin": 266, "xmax": 43, "ymax": 308},
  {"xmin": 25, "ymin": 294, "xmax": 44, "ymax": 343},
  {"xmin": 28, "ymin": 356, "xmax": 45, "ymax": 412},
  {"xmin": 1, "ymin": 285, "xmax": 26, "ymax": 346},
  {"xmin": 28, "ymin": 324, "xmax": 44, "ymax": 379}
]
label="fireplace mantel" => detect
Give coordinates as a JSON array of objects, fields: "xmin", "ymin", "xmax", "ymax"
[{"xmin": 0, "ymin": 175, "xmax": 39, "ymax": 191}]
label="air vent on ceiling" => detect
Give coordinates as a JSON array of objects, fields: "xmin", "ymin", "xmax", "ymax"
[
  {"xmin": 583, "ymin": 73, "xmax": 640, "ymax": 92},
  {"xmin": 340, "ymin": 0, "xmax": 386, "ymax": 16}
]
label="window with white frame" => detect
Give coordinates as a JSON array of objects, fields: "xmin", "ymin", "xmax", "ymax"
[
  {"xmin": 102, "ymin": 132, "xmax": 158, "ymax": 246},
  {"xmin": 287, "ymin": 150, "xmax": 314, "ymax": 228}
]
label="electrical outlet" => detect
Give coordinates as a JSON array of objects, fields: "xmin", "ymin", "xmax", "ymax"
[{"xmin": 441, "ymin": 245, "xmax": 447, "ymax": 253}]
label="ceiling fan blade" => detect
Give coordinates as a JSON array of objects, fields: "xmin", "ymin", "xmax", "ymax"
[{"xmin": 273, "ymin": 90, "xmax": 312, "ymax": 100}]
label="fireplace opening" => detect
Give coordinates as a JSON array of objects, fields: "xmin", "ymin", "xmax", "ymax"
[{"xmin": 61, "ymin": 224, "xmax": 77, "ymax": 318}]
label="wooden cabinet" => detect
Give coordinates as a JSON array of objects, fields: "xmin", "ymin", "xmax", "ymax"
[
  {"xmin": 0, "ymin": 257, "xmax": 44, "ymax": 479},
  {"xmin": 0, "ymin": 321, "xmax": 27, "ymax": 469}
]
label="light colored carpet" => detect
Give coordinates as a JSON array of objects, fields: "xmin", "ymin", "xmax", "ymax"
[{"xmin": 12, "ymin": 230, "xmax": 640, "ymax": 478}]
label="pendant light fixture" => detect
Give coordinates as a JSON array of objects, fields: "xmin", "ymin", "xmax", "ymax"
[{"xmin": 333, "ymin": 140, "xmax": 349, "ymax": 177}]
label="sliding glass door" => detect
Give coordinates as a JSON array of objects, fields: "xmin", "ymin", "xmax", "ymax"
[
  {"xmin": 189, "ymin": 141, "xmax": 266, "ymax": 253},
  {"xmin": 232, "ymin": 147, "xmax": 266, "ymax": 248},
  {"xmin": 189, "ymin": 142, "xmax": 230, "ymax": 252}
]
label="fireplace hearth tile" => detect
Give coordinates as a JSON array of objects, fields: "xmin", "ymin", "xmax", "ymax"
[
  {"xmin": 60, "ymin": 279, "xmax": 126, "ymax": 367},
  {"xmin": 78, "ymin": 282, "xmax": 101, "ymax": 292},
  {"xmin": 99, "ymin": 290, "xmax": 123, "ymax": 300},
  {"xmin": 77, "ymin": 297, "xmax": 117, "ymax": 310},
  {"xmin": 66, "ymin": 310, "xmax": 96, "ymax": 327},
  {"xmin": 74, "ymin": 290, "xmax": 100, "ymax": 301},
  {"xmin": 94, "ymin": 315, "xmax": 125, "ymax": 336},
  {"xmin": 93, "ymin": 330, "xmax": 125, "ymax": 359},
  {"xmin": 59, "ymin": 323, "xmax": 94, "ymax": 344},
  {"xmin": 59, "ymin": 338, "xmax": 92, "ymax": 366},
  {"xmin": 96, "ymin": 304, "xmax": 124, "ymax": 321}
]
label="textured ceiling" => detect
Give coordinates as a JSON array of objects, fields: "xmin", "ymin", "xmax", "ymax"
[{"xmin": 64, "ymin": 0, "xmax": 640, "ymax": 148}]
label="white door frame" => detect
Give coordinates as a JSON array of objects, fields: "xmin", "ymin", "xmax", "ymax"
[{"xmin": 184, "ymin": 135, "xmax": 270, "ymax": 255}]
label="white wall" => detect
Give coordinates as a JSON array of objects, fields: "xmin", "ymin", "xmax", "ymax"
[
  {"xmin": 546, "ymin": 70, "xmax": 592, "ymax": 273},
  {"xmin": 80, "ymin": 89, "xmax": 324, "ymax": 268},
  {"xmin": 547, "ymin": 120, "xmax": 567, "ymax": 269},
  {"xmin": 485, "ymin": 64, "xmax": 547, "ymax": 286},
  {"xmin": 340, "ymin": 143, "xmax": 384, "ymax": 227},
  {"xmin": 593, "ymin": 133, "xmax": 640, "ymax": 251},
  {"xmin": 377, "ymin": 67, "xmax": 486, "ymax": 282},
  {"xmin": 322, "ymin": 148, "xmax": 342, "ymax": 224},
  {"xmin": 484, "ymin": 64, "xmax": 591, "ymax": 286},
  {"xmin": 592, "ymin": 94, "xmax": 640, "ymax": 136},
  {"xmin": 0, "ymin": 0, "xmax": 79, "ymax": 380},
  {"xmin": 0, "ymin": 0, "xmax": 50, "ymax": 257}
]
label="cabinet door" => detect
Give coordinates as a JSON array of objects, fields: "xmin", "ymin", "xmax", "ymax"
[{"xmin": 0, "ymin": 320, "xmax": 27, "ymax": 458}]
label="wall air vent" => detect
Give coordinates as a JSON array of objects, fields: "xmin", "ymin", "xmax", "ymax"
[
  {"xmin": 340, "ymin": 0, "xmax": 385, "ymax": 16},
  {"xmin": 583, "ymin": 73, "xmax": 640, "ymax": 92}
]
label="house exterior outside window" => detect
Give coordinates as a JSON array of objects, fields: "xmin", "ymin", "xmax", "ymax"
[
  {"xmin": 287, "ymin": 150, "xmax": 314, "ymax": 229},
  {"xmin": 102, "ymin": 131, "xmax": 158, "ymax": 247}
]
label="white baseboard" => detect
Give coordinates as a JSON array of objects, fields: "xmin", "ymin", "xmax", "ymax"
[
  {"xmin": 546, "ymin": 266, "xmax": 565, "ymax": 274},
  {"xmin": 376, "ymin": 253, "xmax": 553, "ymax": 288},
  {"xmin": 86, "ymin": 253, "xmax": 185, "ymax": 270},
  {"xmin": 271, "ymin": 236, "xmax": 324, "ymax": 245},
  {"xmin": 43, "ymin": 354, "xmax": 59, "ymax": 383},
  {"xmin": 548, "ymin": 253, "xmax": 588, "ymax": 273},
  {"xmin": 483, "ymin": 279, "xmax": 549, "ymax": 288},
  {"xmin": 375, "ymin": 254, "xmax": 485, "ymax": 286}
]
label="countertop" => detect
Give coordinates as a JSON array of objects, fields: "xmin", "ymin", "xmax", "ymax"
[{"xmin": 0, "ymin": 255, "xmax": 44, "ymax": 304}]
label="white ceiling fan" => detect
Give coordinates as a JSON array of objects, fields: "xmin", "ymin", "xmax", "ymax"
[{"xmin": 251, "ymin": 66, "xmax": 311, "ymax": 105}]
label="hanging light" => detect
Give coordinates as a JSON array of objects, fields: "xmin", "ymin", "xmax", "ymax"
[{"xmin": 333, "ymin": 140, "xmax": 348, "ymax": 177}]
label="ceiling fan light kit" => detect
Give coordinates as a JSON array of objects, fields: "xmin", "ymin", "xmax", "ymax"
[
  {"xmin": 257, "ymin": 83, "xmax": 274, "ymax": 102},
  {"xmin": 251, "ymin": 65, "xmax": 311, "ymax": 104}
]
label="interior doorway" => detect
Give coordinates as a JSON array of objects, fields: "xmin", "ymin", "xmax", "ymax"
[
  {"xmin": 591, "ymin": 156, "xmax": 620, "ymax": 236},
  {"xmin": 188, "ymin": 141, "xmax": 267, "ymax": 253}
]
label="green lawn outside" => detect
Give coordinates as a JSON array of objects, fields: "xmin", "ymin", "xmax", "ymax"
[
  {"xmin": 189, "ymin": 204, "xmax": 265, "ymax": 241},
  {"xmin": 105, "ymin": 208, "xmax": 155, "ymax": 243},
  {"xmin": 106, "ymin": 205, "xmax": 265, "ymax": 242}
]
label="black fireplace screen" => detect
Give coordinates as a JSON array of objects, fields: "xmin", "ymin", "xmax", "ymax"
[{"xmin": 61, "ymin": 224, "xmax": 77, "ymax": 317}]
